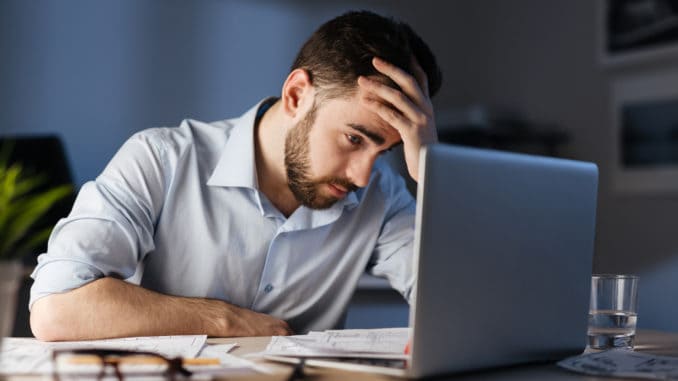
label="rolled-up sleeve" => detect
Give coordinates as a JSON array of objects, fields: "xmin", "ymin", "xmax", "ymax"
[{"xmin": 29, "ymin": 131, "xmax": 168, "ymax": 309}]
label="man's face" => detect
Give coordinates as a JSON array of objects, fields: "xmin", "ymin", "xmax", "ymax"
[{"xmin": 284, "ymin": 91, "xmax": 401, "ymax": 209}]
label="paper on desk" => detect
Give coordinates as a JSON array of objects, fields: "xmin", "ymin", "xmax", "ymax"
[
  {"xmin": 199, "ymin": 343, "xmax": 274, "ymax": 374},
  {"xmin": 199, "ymin": 343, "xmax": 253, "ymax": 370},
  {"xmin": 558, "ymin": 349, "xmax": 678, "ymax": 379},
  {"xmin": 258, "ymin": 327, "xmax": 410, "ymax": 359},
  {"xmin": 0, "ymin": 335, "xmax": 207, "ymax": 374}
]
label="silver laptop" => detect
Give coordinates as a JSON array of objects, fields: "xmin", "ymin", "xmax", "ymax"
[
  {"xmin": 407, "ymin": 143, "xmax": 598, "ymax": 378},
  {"xmin": 271, "ymin": 144, "xmax": 598, "ymax": 377}
]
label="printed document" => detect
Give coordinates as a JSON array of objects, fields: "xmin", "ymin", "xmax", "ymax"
[
  {"xmin": 558, "ymin": 349, "xmax": 678, "ymax": 379},
  {"xmin": 260, "ymin": 327, "xmax": 410, "ymax": 359}
]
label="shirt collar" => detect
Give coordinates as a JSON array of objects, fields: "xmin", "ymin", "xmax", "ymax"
[
  {"xmin": 207, "ymin": 98, "xmax": 273, "ymax": 189},
  {"xmin": 207, "ymin": 98, "xmax": 360, "ymax": 221}
]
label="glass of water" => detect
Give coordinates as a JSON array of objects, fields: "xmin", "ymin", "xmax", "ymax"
[{"xmin": 588, "ymin": 274, "xmax": 639, "ymax": 350}]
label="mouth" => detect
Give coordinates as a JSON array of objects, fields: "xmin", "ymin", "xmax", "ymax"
[{"xmin": 327, "ymin": 183, "xmax": 348, "ymax": 198}]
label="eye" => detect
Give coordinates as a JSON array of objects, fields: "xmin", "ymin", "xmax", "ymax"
[{"xmin": 346, "ymin": 134, "xmax": 362, "ymax": 145}]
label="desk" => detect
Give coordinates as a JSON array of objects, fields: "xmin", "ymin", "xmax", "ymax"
[
  {"xmin": 203, "ymin": 329, "xmax": 678, "ymax": 380},
  {"xmin": 3, "ymin": 330, "xmax": 678, "ymax": 380}
]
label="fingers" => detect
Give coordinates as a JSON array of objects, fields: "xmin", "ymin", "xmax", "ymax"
[
  {"xmin": 238, "ymin": 308, "xmax": 294, "ymax": 336},
  {"xmin": 358, "ymin": 57, "xmax": 433, "ymax": 126},
  {"xmin": 371, "ymin": 57, "xmax": 430, "ymax": 111},
  {"xmin": 357, "ymin": 57, "xmax": 437, "ymax": 183},
  {"xmin": 358, "ymin": 76, "xmax": 421, "ymax": 124},
  {"xmin": 268, "ymin": 317, "xmax": 293, "ymax": 336},
  {"xmin": 360, "ymin": 95, "xmax": 418, "ymax": 136},
  {"xmin": 409, "ymin": 56, "xmax": 429, "ymax": 97},
  {"xmin": 280, "ymin": 320, "xmax": 294, "ymax": 336},
  {"xmin": 272, "ymin": 325, "xmax": 293, "ymax": 336}
]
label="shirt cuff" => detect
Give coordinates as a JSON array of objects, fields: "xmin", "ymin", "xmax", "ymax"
[{"xmin": 29, "ymin": 257, "xmax": 103, "ymax": 310}]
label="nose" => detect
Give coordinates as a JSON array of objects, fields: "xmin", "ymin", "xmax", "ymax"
[{"xmin": 347, "ymin": 153, "xmax": 377, "ymax": 188}]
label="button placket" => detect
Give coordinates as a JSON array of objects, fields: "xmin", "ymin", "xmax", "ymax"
[{"xmin": 251, "ymin": 228, "xmax": 288, "ymax": 308}]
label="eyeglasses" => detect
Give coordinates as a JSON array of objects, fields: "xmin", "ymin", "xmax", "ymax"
[
  {"xmin": 287, "ymin": 358, "xmax": 305, "ymax": 381},
  {"xmin": 52, "ymin": 348, "xmax": 192, "ymax": 381}
]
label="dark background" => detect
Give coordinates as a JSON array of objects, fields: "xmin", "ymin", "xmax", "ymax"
[{"xmin": 3, "ymin": 0, "xmax": 678, "ymax": 333}]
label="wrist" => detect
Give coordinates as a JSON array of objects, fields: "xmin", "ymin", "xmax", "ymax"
[{"xmin": 192, "ymin": 297, "xmax": 233, "ymax": 337}]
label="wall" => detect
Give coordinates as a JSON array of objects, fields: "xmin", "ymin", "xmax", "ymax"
[
  {"xmin": 1, "ymin": 0, "xmax": 311, "ymax": 184},
  {"xmin": 441, "ymin": 0, "xmax": 678, "ymax": 331}
]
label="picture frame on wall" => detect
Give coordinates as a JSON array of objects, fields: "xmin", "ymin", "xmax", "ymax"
[
  {"xmin": 611, "ymin": 69, "xmax": 678, "ymax": 193},
  {"xmin": 599, "ymin": 0, "xmax": 678, "ymax": 66}
]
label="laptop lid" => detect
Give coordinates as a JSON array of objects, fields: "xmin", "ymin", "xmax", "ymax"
[{"xmin": 409, "ymin": 144, "xmax": 598, "ymax": 378}]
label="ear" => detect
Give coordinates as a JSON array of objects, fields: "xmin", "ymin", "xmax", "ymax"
[{"xmin": 281, "ymin": 68, "xmax": 314, "ymax": 118}]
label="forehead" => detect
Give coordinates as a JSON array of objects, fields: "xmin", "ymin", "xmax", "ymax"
[{"xmin": 315, "ymin": 90, "xmax": 402, "ymax": 147}]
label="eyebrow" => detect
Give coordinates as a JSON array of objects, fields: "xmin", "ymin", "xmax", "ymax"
[{"xmin": 346, "ymin": 123, "xmax": 386, "ymax": 145}]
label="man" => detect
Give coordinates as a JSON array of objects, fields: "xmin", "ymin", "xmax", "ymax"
[{"xmin": 30, "ymin": 10, "xmax": 442, "ymax": 341}]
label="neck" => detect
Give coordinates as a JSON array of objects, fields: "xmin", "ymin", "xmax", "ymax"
[{"xmin": 255, "ymin": 100, "xmax": 301, "ymax": 217}]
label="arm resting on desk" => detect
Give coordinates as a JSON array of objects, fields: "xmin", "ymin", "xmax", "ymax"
[{"xmin": 30, "ymin": 277, "xmax": 292, "ymax": 341}]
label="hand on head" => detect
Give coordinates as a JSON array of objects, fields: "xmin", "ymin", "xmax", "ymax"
[{"xmin": 358, "ymin": 57, "xmax": 438, "ymax": 182}]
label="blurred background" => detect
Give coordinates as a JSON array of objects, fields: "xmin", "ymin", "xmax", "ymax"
[{"xmin": 3, "ymin": 0, "xmax": 678, "ymax": 335}]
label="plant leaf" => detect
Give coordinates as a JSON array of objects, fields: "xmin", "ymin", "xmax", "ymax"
[
  {"xmin": 0, "ymin": 140, "xmax": 73, "ymax": 260},
  {"xmin": 14, "ymin": 226, "xmax": 54, "ymax": 257},
  {"xmin": 0, "ymin": 140, "xmax": 15, "ymax": 170},
  {"xmin": 13, "ymin": 174, "xmax": 46, "ymax": 200},
  {"xmin": 0, "ymin": 164, "xmax": 23, "ymax": 233},
  {"xmin": 0, "ymin": 184, "xmax": 72, "ymax": 258}
]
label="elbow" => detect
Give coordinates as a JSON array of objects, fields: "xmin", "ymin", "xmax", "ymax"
[
  {"xmin": 31, "ymin": 278, "xmax": 115, "ymax": 341},
  {"xmin": 30, "ymin": 295, "xmax": 69, "ymax": 341}
]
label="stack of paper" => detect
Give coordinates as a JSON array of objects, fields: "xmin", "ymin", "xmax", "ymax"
[{"xmin": 259, "ymin": 327, "xmax": 410, "ymax": 360}]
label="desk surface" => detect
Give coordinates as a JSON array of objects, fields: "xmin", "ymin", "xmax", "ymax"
[
  {"xmin": 203, "ymin": 329, "xmax": 678, "ymax": 380},
  {"xmin": 4, "ymin": 330, "xmax": 678, "ymax": 380}
]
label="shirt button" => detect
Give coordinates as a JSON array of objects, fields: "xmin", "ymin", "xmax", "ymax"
[{"xmin": 264, "ymin": 284, "xmax": 274, "ymax": 293}]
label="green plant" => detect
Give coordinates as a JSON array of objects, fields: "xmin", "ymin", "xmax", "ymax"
[{"xmin": 0, "ymin": 144, "xmax": 72, "ymax": 260}]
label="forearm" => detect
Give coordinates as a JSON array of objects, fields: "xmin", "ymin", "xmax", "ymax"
[{"xmin": 30, "ymin": 277, "xmax": 291, "ymax": 341}]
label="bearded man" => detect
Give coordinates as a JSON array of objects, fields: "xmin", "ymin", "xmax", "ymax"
[{"xmin": 30, "ymin": 10, "xmax": 442, "ymax": 341}]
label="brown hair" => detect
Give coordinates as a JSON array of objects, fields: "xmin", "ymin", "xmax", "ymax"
[{"xmin": 291, "ymin": 10, "xmax": 442, "ymax": 100}]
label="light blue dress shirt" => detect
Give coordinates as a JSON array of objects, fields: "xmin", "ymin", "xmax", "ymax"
[{"xmin": 30, "ymin": 99, "xmax": 416, "ymax": 333}]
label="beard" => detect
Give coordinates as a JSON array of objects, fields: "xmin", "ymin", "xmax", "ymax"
[{"xmin": 284, "ymin": 103, "xmax": 357, "ymax": 209}]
